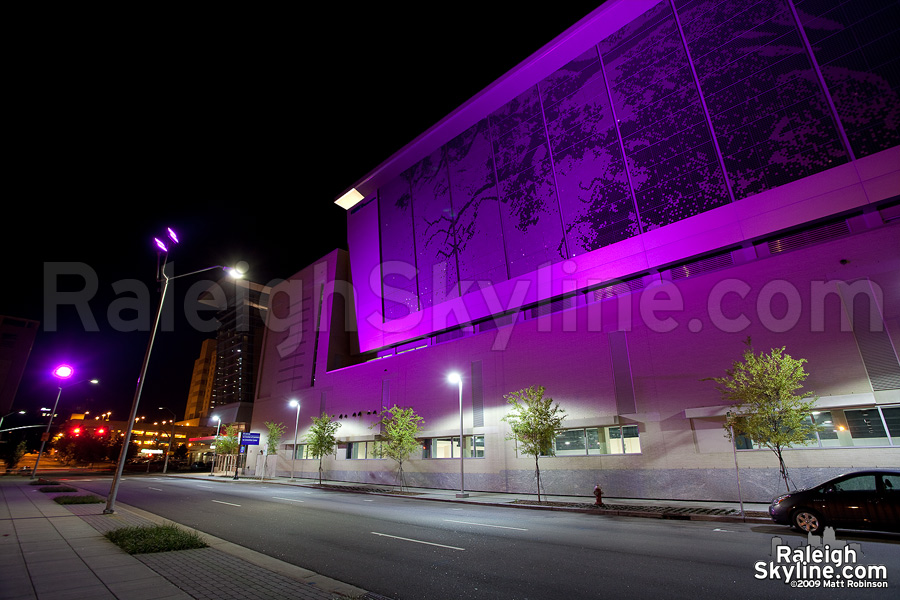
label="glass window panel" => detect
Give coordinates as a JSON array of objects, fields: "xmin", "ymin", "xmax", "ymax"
[
  {"xmin": 434, "ymin": 439, "xmax": 453, "ymax": 459},
  {"xmin": 881, "ymin": 407, "xmax": 900, "ymax": 445},
  {"xmin": 555, "ymin": 429, "xmax": 587, "ymax": 456},
  {"xmin": 844, "ymin": 408, "xmax": 889, "ymax": 446},
  {"xmin": 294, "ymin": 444, "xmax": 308, "ymax": 460},
  {"xmin": 586, "ymin": 428, "xmax": 604, "ymax": 455},
  {"xmin": 622, "ymin": 425, "xmax": 641, "ymax": 454},
  {"xmin": 607, "ymin": 426, "xmax": 624, "ymax": 454},
  {"xmin": 812, "ymin": 411, "xmax": 840, "ymax": 447},
  {"xmin": 472, "ymin": 435, "xmax": 485, "ymax": 458}
]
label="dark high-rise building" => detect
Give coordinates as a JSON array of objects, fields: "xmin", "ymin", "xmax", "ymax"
[{"xmin": 200, "ymin": 278, "xmax": 270, "ymax": 424}]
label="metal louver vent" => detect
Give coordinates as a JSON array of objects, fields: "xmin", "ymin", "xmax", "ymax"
[
  {"xmin": 477, "ymin": 313, "xmax": 516, "ymax": 333},
  {"xmin": 767, "ymin": 220, "xmax": 850, "ymax": 254},
  {"xmin": 592, "ymin": 278, "xmax": 645, "ymax": 302},
  {"xmin": 434, "ymin": 328, "xmax": 465, "ymax": 344},
  {"xmin": 670, "ymin": 252, "xmax": 734, "ymax": 281},
  {"xmin": 530, "ymin": 296, "xmax": 576, "ymax": 319}
]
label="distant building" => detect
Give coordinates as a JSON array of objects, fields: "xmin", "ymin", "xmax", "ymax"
[
  {"xmin": 184, "ymin": 338, "xmax": 216, "ymax": 421},
  {"xmin": 0, "ymin": 315, "xmax": 39, "ymax": 415},
  {"xmin": 198, "ymin": 277, "xmax": 270, "ymax": 425},
  {"xmin": 250, "ymin": 1, "xmax": 899, "ymax": 501}
]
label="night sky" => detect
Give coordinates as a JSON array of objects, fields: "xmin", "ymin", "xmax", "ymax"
[{"xmin": 5, "ymin": 5, "xmax": 600, "ymax": 424}]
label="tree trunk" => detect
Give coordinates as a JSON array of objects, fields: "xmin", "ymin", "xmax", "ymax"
[
  {"xmin": 776, "ymin": 447, "xmax": 790, "ymax": 492},
  {"xmin": 534, "ymin": 455, "xmax": 542, "ymax": 503},
  {"xmin": 318, "ymin": 457, "xmax": 324, "ymax": 484}
]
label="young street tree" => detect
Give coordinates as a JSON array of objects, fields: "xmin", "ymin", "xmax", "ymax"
[
  {"xmin": 501, "ymin": 385, "xmax": 566, "ymax": 502},
  {"xmin": 705, "ymin": 337, "xmax": 819, "ymax": 492},
  {"xmin": 261, "ymin": 421, "xmax": 286, "ymax": 480},
  {"xmin": 306, "ymin": 413, "xmax": 342, "ymax": 484},
  {"xmin": 215, "ymin": 424, "xmax": 240, "ymax": 456},
  {"xmin": 371, "ymin": 405, "xmax": 424, "ymax": 491}
]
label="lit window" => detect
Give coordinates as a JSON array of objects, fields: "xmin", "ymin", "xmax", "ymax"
[
  {"xmin": 422, "ymin": 436, "xmax": 484, "ymax": 459},
  {"xmin": 549, "ymin": 426, "xmax": 641, "ymax": 456}
]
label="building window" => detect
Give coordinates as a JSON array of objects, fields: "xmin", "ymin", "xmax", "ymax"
[
  {"xmin": 292, "ymin": 444, "xmax": 310, "ymax": 460},
  {"xmin": 736, "ymin": 405, "xmax": 899, "ymax": 449},
  {"xmin": 551, "ymin": 426, "xmax": 641, "ymax": 456},
  {"xmin": 422, "ymin": 435, "xmax": 484, "ymax": 459},
  {"xmin": 347, "ymin": 441, "xmax": 383, "ymax": 459}
]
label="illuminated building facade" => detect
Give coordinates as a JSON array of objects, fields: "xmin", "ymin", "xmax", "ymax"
[{"xmin": 251, "ymin": 0, "xmax": 899, "ymax": 501}]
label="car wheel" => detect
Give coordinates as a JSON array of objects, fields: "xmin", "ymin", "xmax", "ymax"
[{"xmin": 792, "ymin": 509, "xmax": 823, "ymax": 534}]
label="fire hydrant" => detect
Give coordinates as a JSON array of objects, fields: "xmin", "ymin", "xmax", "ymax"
[{"xmin": 593, "ymin": 484, "xmax": 604, "ymax": 507}]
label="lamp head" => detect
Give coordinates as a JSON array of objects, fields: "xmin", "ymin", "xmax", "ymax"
[
  {"xmin": 53, "ymin": 364, "xmax": 74, "ymax": 380},
  {"xmin": 448, "ymin": 372, "xmax": 461, "ymax": 384},
  {"xmin": 289, "ymin": 399, "xmax": 299, "ymax": 408}
]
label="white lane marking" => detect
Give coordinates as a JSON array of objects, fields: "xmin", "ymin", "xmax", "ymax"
[
  {"xmin": 443, "ymin": 519, "xmax": 528, "ymax": 531},
  {"xmin": 363, "ymin": 499, "xmax": 374, "ymax": 502},
  {"xmin": 272, "ymin": 497, "xmax": 304, "ymax": 502},
  {"xmin": 371, "ymin": 532, "xmax": 464, "ymax": 551},
  {"xmin": 196, "ymin": 485, "xmax": 213, "ymax": 489},
  {"xmin": 148, "ymin": 487, "xmax": 163, "ymax": 491},
  {"xmin": 212, "ymin": 500, "xmax": 241, "ymax": 507}
]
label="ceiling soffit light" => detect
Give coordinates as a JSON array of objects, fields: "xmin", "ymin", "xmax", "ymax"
[{"xmin": 335, "ymin": 188, "xmax": 365, "ymax": 210}]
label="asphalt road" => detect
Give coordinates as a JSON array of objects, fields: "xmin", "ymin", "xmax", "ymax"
[{"xmin": 69, "ymin": 475, "xmax": 899, "ymax": 599}]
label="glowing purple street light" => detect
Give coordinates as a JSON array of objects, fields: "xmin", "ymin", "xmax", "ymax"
[
  {"xmin": 32, "ymin": 365, "xmax": 98, "ymax": 478},
  {"xmin": 105, "ymin": 227, "xmax": 244, "ymax": 513},
  {"xmin": 53, "ymin": 364, "xmax": 74, "ymax": 379}
]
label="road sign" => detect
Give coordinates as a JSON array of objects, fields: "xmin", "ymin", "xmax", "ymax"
[{"xmin": 239, "ymin": 432, "xmax": 260, "ymax": 446}]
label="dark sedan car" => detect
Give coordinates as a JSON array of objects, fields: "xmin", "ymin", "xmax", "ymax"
[{"xmin": 769, "ymin": 470, "xmax": 900, "ymax": 534}]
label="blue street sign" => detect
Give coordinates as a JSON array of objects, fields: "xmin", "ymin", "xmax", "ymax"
[{"xmin": 239, "ymin": 432, "xmax": 260, "ymax": 446}]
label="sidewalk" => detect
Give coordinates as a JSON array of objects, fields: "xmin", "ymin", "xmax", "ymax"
[
  {"xmin": 1, "ymin": 473, "xmax": 772, "ymax": 599},
  {"xmin": 0, "ymin": 477, "xmax": 367, "ymax": 600}
]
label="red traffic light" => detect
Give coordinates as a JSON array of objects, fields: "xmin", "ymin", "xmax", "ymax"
[
  {"xmin": 96, "ymin": 428, "xmax": 106, "ymax": 435},
  {"xmin": 72, "ymin": 427, "xmax": 81, "ymax": 436}
]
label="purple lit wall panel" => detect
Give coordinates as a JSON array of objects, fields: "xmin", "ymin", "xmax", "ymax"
[
  {"xmin": 795, "ymin": 0, "xmax": 900, "ymax": 157},
  {"xmin": 367, "ymin": 0, "xmax": 898, "ymax": 334},
  {"xmin": 599, "ymin": 0, "xmax": 730, "ymax": 231},
  {"xmin": 490, "ymin": 86, "xmax": 567, "ymax": 277},
  {"xmin": 542, "ymin": 48, "xmax": 638, "ymax": 256},
  {"xmin": 410, "ymin": 148, "xmax": 458, "ymax": 309},
  {"xmin": 446, "ymin": 120, "xmax": 508, "ymax": 290},
  {"xmin": 379, "ymin": 174, "xmax": 418, "ymax": 321},
  {"xmin": 678, "ymin": 0, "xmax": 848, "ymax": 199}
]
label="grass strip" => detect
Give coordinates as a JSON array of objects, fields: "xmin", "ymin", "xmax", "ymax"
[
  {"xmin": 38, "ymin": 486, "xmax": 77, "ymax": 493},
  {"xmin": 105, "ymin": 524, "xmax": 208, "ymax": 554},
  {"xmin": 53, "ymin": 494, "xmax": 104, "ymax": 505}
]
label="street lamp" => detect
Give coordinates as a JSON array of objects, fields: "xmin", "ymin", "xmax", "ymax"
[
  {"xmin": 32, "ymin": 365, "xmax": 98, "ymax": 479},
  {"xmin": 159, "ymin": 407, "xmax": 177, "ymax": 474},
  {"xmin": 447, "ymin": 372, "xmax": 468, "ymax": 498},
  {"xmin": 210, "ymin": 415, "xmax": 222, "ymax": 476},
  {"xmin": 0, "ymin": 410, "xmax": 25, "ymax": 441},
  {"xmin": 105, "ymin": 227, "xmax": 244, "ymax": 514},
  {"xmin": 289, "ymin": 399, "xmax": 300, "ymax": 481}
]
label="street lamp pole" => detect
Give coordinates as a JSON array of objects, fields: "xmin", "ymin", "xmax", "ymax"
[
  {"xmin": 159, "ymin": 407, "xmax": 177, "ymax": 474},
  {"xmin": 289, "ymin": 399, "xmax": 300, "ymax": 481},
  {"xmin": 448, "ymin": 373, "xmax": 468, "ymax": 498},
  {"xmin": 210, "ymin": 416, "xmax": 221, "ymax": 476},
  {"xmin": 105, "ymin": 228, "xmax": 244, "ymax": 514},
  {"xmin": 32, "ymin": 365, "xmax": 97, "ymax": 479}
]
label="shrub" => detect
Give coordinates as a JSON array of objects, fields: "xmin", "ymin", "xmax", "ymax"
[
  {"xmin": 105, "ymin": 524, "xmax": 208, "ymax": 554},
  {"xmin": 53, "ymin": 495, "xmax": 104, "ymax": 505}
]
